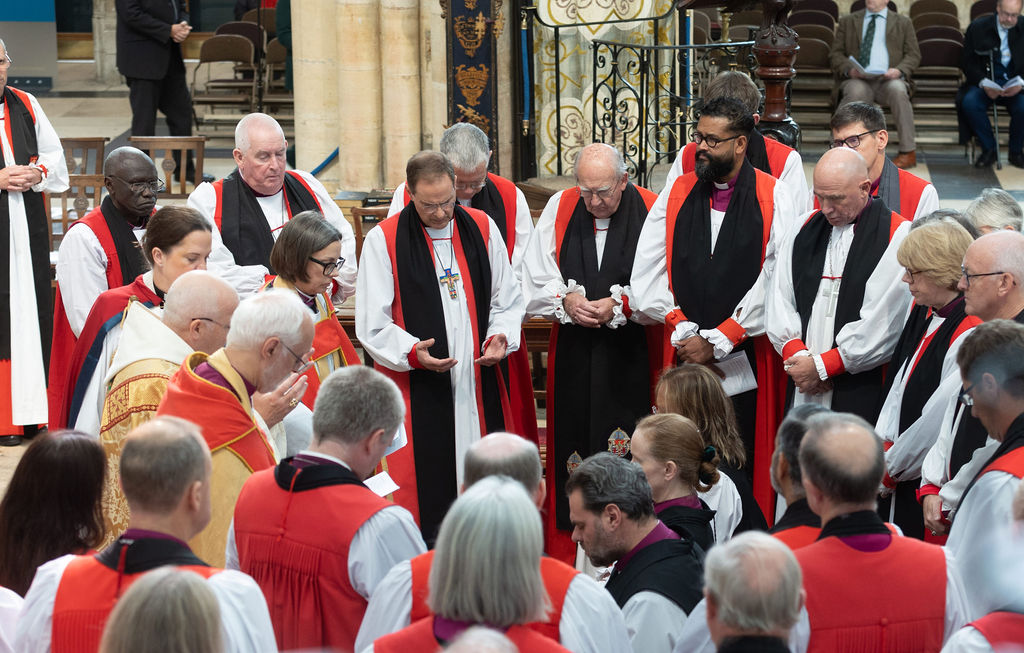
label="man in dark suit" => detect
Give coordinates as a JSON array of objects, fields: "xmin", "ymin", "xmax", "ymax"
[
  {"xmin": 829, "ymin": 0, "xmax": 920, "ymax": 169},
  {"xmin": 960, "ymin": 0, "xmax": 1024, "ymax": 168},
  {"xmin": 115, "ymin": 0, "xmax": 195, "ymax": 176}
]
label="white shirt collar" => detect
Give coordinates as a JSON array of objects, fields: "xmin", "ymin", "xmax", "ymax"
[{"xmin": 297, "ymin": 450, "xmax": 352, "ymax": 470}]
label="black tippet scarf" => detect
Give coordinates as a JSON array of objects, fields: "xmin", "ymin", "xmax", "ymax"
[
  {"xmin": 470, "ymin": 174, "xmax": 510, "ymax": 245},
  {"xmin": 0, "ymin": 87, "xmax": 50, "ymax": 365},
  {"xmin": 273, "ymin": 456, "xmax": 365, "ymax": 492},
  {"xmin": 218, "ymin": 169, "xmax": 320, "ymax": 272},
  {"xmin": 670, "ymin": 159, "xmax": 764, "ymax": 328},
  {"xmin": 605, "ymin": 537, "xmax": 705, "ymax": 613},
  {"xmin": 96, "ymin": 536, "xmax": 208, "ymax": 572},
  {"xmin": 817, "ymin": 509, "xmax": 891, "ymax": 540},
  {"xmin": 550, "ymin": 184, "xmax": 651, "ymax": 530},
  {"xmin": 99, "ymin": 196, "xmax": 151, "ymax": 285},
  {"xmin": 770, "ymin": 497, "xmax": 821, "ymax": 533},
  {"xmin": 956, "ymin": 412, "xmax": 1024, "ymax": 519},
  {"xmin": 875, "ymin": 157, "xmax": 902, "ymax": 219},
  {"xmin": 393, "ymin": 202, "xmax": 506, "ymax": 538},
  {"xmin": 744, "ymin": 128, "xmax": 773, "ymax": 176}
]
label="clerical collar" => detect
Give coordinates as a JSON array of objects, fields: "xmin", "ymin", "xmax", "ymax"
[
  {"xmin": 615, "ymin": 520, "xmax": 678, "ymax": 570},
  {"xmin": 121, "ymin": 528, "xmax": 189, "ymax": 548},
  {"xmin": 818, "ymin": 510, "xmax": 891, "ymax": 551},
  {"xmin": 194, "ymin": 359, "xmax": 257, "ymax": 399},
  {"xmin": 292, "ymin": 450, "xmax": 352, "ymax": 470},
  {"xmin": 937, "ymin": 295, "xmax": 965, "ymax": 319},
  {"xmin": 243, "ymin": 178, "xmax": 282, "ymax": 198},
  {"xmin": 710, "ymin": 174, "xmax": 739, "ymax": 212},
  {"xmin": 294, "ymin": 286, "xmax": 318, "ymax": 310}
]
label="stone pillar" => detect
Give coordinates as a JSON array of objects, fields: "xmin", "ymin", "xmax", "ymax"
[
  {"xmin": 495, "ymin": 0, "xmax": 513, "ymax": 175},
  {"xmin": 92, "ymin": 0, "xmax": 120, "ymax": 85},
  {"xmin": 292, "ymin": 0, "xmax": 341, "ymax": 190},
  {"xmin": 380, "ymin": 0, "xmax": 422, "ymax": 188},
  {"xmin": 337, "ymin": 0, "xmax": 383, "ymax": 190},
  {"xmin": 420, "ymin": 1, "xmax": 448, "ymax": 153}
]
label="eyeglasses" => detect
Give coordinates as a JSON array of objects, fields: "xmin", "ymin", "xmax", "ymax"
[
  {"xmin": 109, "ymin": 176, "xmax": 166, "ymax": 195},
  {"xmin": 283, "ymin": 342, "xmax": 313, "ymax": 374},
  {"xmin": 961, "ymin": 265, "xmax": 1005, "ymax": 288},
  {"xmin": 829, "ymin": 129, "xmax": 881, "ymax": 150},
  {"xmin": 455, "ymin": 179, "xmax": 487, "ymax": 191},
  {"xmin": 192, "ymin": 317, "xmax": 230, "ymax": 329},
  {"xmin": 414, "ymin": 193, "xmax": 457, "ymax": 213},
  {"xmin": 579, "ymin": 185, "xmax": 618, "ymax": 200},
  {"xmin": 905, "ymin": 268, "xmax": 939, "ymax": 283},
  {"xmin": 959, "ymin": 382, "xmax": 975, "ymax": 406},
  {"xmin": 690, "ymin": 130, "xmax": 741, "ymax": 148},
  {"xmin": 309, "ymin": 256, "xmax": 345, "ymax": 276},
  {"xmin": 0, "ymin": 57, "xmax": 12, "ymax": 69}
]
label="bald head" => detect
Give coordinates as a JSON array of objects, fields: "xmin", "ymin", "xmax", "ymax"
[
  {"xmin": 799, "ymin": 413, "xmax": 884, "ymax": 508},
  {"xmin": 103, "ymin": 146, "xmax": 155, "ymax": 178},
  {"xmin": 463, "ymin": 432, "xmax": 543, "ymax": 502},
  {"xmin": 812, "ymin": 148, "xmax": 872, "ymax": 228},
  {"xmin": 574, "ymin": 143, "xmax": 626, "ymax": 178},
  {"xmin": 162, "ymin": 270, "xmax": 239, "ymax": 353},
  {"xmin": 961, "ymin": 231, "xmax": 1024, "ymax": 320}
]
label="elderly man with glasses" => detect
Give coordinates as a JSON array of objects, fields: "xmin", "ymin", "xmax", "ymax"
[
  {"xmin": 632, "ymin": 97, "xmax": 798, "ymax": 516},
  {"xmin": 356, "ymin": 150, "xmax": 524, "ymax": 543},
  {"xmin": 826, "ymin": 102, "xmax": 938, "ymax": 221}
]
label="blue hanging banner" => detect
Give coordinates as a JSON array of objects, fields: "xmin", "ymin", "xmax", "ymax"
[{"xmin": 445, "ymin": 0, "xmax": 503, "ymax": 163}]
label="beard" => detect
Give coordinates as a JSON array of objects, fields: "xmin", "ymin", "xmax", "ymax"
[{"xmin": 694, "ymin": 151, "xmax": 734, "ymax": 182}]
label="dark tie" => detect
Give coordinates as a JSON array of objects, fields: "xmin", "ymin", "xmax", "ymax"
[{"xmin": 858, "ymin": 14, "xmax": 879, "ymax": 67}]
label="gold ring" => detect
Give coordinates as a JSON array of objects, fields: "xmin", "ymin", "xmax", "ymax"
[{"xmin": 288, "ymin": 398, "xmax": 299, "ymax": 408}]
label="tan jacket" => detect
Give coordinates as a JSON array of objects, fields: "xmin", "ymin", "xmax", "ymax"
[{"xmin": 829, "ymin": 9, "xmax": 921, "ymax": 81}]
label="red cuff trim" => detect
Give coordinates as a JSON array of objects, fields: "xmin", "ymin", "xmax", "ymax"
[
  {"xmin": 37, "ymin": 164, "xmax": 48, "ymax": 178},
  {"xmin": 883, "ymin": 440, "xmax": 894, "ymax": 452},
  {"xmin": 665, "ymin": 308, "xmax": 688, "ymax": 328},
  {"xmin": 717, "ymin": 318, "xmax": 747, "ymax": 346},
  {"xmin": 782, "ymin": 339, "xmax": 808, "ymax": 360},
  {"xmin": 408, "ymin": 344, "xmax": 425, "ymax": 370},
  {"xmin": 820, "ymin": 348, "xmax": 845, "ymax": 377},
  {"xmin": 882, "ymin": 470, "xmax": 897, "ymax": 490},
  {"xmin": 621, "ymin": 293, "xmax": 632, "ymax": 319},
  {"xmin": 915, "ymin": 485, "xmax": 940, "ymax": 504}
]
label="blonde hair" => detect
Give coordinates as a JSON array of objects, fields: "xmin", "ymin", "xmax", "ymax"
[
  {"xmin": 656, "ymin": 365, "xmax": 746, "ymax": 467},
  {"xmin": 99, "ymin": 567, "xmax": 222, "ymax": 653},
  {"xmin": 897, "ymin": 220, "xmax": 974, "ymax": 291},
  {"xmin": 635, "ymin": 414, "xmax": 720, "ymax": 492}
]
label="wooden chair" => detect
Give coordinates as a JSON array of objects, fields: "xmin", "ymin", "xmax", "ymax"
[
  {"xmin": 190, "ymin": 34, "xmax": 256, "ymax": 124},
  {"xmin": 913, "ymin": 37, "xmax": 964, "ymax": 107},
  {"xmin": 59, "ymin": 137, "xmax": 107, "ymax": 176},
  {"xmin": 909, "ymin": 0, "xmax": 958, "ymax": 19},
  {"xmin": 215, "ymin": 21, "xmax": 267, "ymax": 60},
  {"xmin": 691, "ymin": 10, "xmax": 712, "ymax": 39},
  {"xmin": 729, "ymin": 9, "xmax": 764, "ymax": 25},
  {"xmin": 789, "ymin": 9, "xmax": 836, "ymax": 28},
  {"xmin": 128, "ymin": 136, "xmax": 207, "ymax": 200},
  {"xmin": 347, "ymin": 205, "xmax": 390, "ymax": 259},
  {"xmin": 916, "ymin": 24, "xmax": 964, "ymax": 44},
  {"xmin": 240, "ymin": 7, "xmax": 276, "ymax": 38},
  {"xmin": 792, "ymin": 37, "xmax": 835, "ymax": 111},
  {"xmin": 51, "ymin": 174, "xmax": 105, "ymax": 255},
  {"xmin": 693, "ymin": 26, "xmax": 710, "ymax": 44},
  {"xmin": 912, "ymin": 11, "xmax": 961, "ymax": 30},
  {"xmin": 794, "ymin": 0, "xmax": 838, "ymax": 20},
  {"xmin": 850, "ymin": 0, "xmax": 897, "ymax": 12},
  {"xmin": 970, "ymin": 0, "xmax": 997, "ymax": 20},
  {"xmin": 796, "ymin": 23, "xmax": 836, "ymax": 46}
]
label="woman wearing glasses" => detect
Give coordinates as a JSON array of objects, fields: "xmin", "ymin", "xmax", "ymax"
[
  {"xmin": 875, "ymin": 218, "xmax": 980, "ymax": 541},
  {"xmin": 264, "ymin": 211, "xmax": 360, "ymax": 409}
]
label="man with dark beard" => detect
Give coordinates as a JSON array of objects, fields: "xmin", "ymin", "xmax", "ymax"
[{"xmin": 632, "ymin": 97, "xmax": 798, "ymax": 512}]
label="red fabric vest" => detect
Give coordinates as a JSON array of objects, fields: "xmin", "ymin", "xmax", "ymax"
[
  {"xmin": 408, "ymin": 551, "xmax": 578, "ymax": 643},
  {"xmin": 772, "ymin": 525, "xmax": 821, "ymax": 551},
  {"xmin": 797, "ymin": 535, "xmax": 947, "ymax": 652},
  {"xmin": 969, "ymin": 611, "xmax": 1024, "ymax": 647},
  {"xmin": 233, "ymin": 465, "xmax": 389, "ymax": 651},
  {"xmin": 375, "ymin": 616, "xmax": 571, "ymax": 653},
  {"xmin": 210, "ymin": 170, "xmax": 323, "ymax": 231},
  {"xmin": 679, "ymin": 139, "xmax": 792, "ymax": 179},
  {"xmin": 981, "ymin": 446, "xmax": 1024, "ymax": 479},
  {"xmin": 51, "ymin": 555, "xmax": 220, "ymax": 653}
]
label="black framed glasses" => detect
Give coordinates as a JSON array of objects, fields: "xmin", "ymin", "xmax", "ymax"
[
  {"xmin": 109, "ymin": 176, "xmax": 166, "ymax": 194},
  {"xmin": 309, "ymin": 256, "xmax": 345, "ymax": 276},
  {"xmin": 192, "ymin": 317, "xmax": 230, "ymax": 329},
  {"xmin": 961, "ymin": 265, "xmax": 1005, "ymax": 288},
  {"xmin": 283, "ymin": 342, "xmax": 313, "ymax": 374},
  {"xmin": 959, "ymin": 382, "xmax": 975, "ymax": 406},
  {"xmin": 690, "ymin": 130, "xmax": 741, "ymax": 148},
  {"xmin": 829, "ymin": 129, "xmax": 881, "ymax": 150}
]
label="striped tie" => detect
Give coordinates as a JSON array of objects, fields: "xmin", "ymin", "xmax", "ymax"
[{"xmin": 858, "ymin": 14, "xmax": 879, "ymax": 67}]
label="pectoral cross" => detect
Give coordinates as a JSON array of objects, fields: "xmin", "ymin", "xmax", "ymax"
[
  {"xmin": 821, "ymin": 277, "xmax": 841, "ymax": 318},
  {"xmin": 440, "ymin": 268, "xmax": 460, "ymax": 299}
]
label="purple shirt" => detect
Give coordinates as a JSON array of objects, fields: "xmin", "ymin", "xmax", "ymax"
[
  {"xmin": 710, "ymin": 174, "xmax": 739, "ymax": 212},
  {"xmin": 121, "ymin": 528, "xmax": 190, "ymax": 548},
  {"xmin": 616, "ymin": 520, "xmax": 679, "ymax": 571},
  {"xmin": 654, "ymin": 495, "xmax": 702, "ymax": 511},
  {"xmin": 433, "ymin": 616, "xmax": 503, "ymax": 643},
  {"xmin": 194, "ymin": 360, "xmax": 256, "ymax": 402},
  {"xmin": 838, "ymin": 533, "xmax": 892, "ymax": 552}
]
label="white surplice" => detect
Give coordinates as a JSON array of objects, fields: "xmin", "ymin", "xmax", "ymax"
[
  {"xmin": 765, "ymin": 210, "xmax": 911, "ymax": 408},
  {"xmin": 0, "ymin": 92, "xmax": 69, "ymax": 425},
  {"xmin": 354, "ymin": 556, "xmax": 631, "ymax": 653},
  {"xmin": 187, "ymin": 169, "xmax": 357, "ymax": 298},
  {"xmin": 356, "ymin": 215, "xmax": 524, "ymax": 486}
]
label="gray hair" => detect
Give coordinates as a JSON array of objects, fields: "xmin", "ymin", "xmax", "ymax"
[
  {"xmin": 234, "ymin": 113, "xmax": 285, "ymax": 153},
  {"xmin": 0, "ymin": 39, "xmax": 7, "ymax": 57},
  {"xmin": 798, "ymin": 412, "xmax": 884, "ymax": 505},
  {"xmin": 99, "ymin": 567, "xmax": 222, "ymax": 653},
  {"xmin": 445, "ymin": 627, "xmax": 518, "ymax": 653},
  {"xmin": 312, "ymin": 366, "xmax": 405, "ymax": 445},
  {"xmin": 704, "ymin": 531, "xmax": 803, "ymax": 634},
  {"xmin": 463, "ymin": 432, "xmax": 542, "ymax": 492},
  {"xmin": 439, "ymin": 123, "xmax": 490, "ymax": 172},
  {"xmin": 428, "ymin": 476, "xmax": 550, "ymax": 626},
  {"xmin": 774, "ymin": 404, "xmax": 830, "ymax": 490},
  {"xmin": 225, "ymin": 289, "xmax": 309, "ymax": 350},
  {"xmin": 966, "ymin": 188, "xmax": 1024, "ymax": 233},
  {"xmin": 985, "ymin": 230, "xmax": 1024, "ymax": 285},
  {"xmin": 564, "ymin": 452, "xmax": 655, "ymax": 521},
  {"xmin": 120, "ymin": 417, "xmax": 209, "ymax": 514},
  {"xmin": 162, "ymin": 270, "xmax": 238, "ymax": 333},
  {"xmin": 573, "ymin": 143, "xmax": 628, "ymax": 178},
  {"xmin": 911, "ymin": 208, "xmax": 982, "ymax": 239}
]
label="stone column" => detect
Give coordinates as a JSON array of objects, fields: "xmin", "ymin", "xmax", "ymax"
[
  {"xmin": 494, "ymin": 0, "xmax": 513, "ymax": 175},
  {"xmin": 337, "ymin": 0, "xmax": 383, "ymax": 190},
  {"xmin": 92, "ymin": 0, "xmax": 120, "ymax": 85},
  {"xmin": 380, "ymin": 0, "xmax": 422, "ymax": 187},
  {"xmin": 420, "ymin": 1, "xmax": 448, "ymax": 154},
  {"xmin": 292, "ymin": 0, "xmax": 341, "ymax": 190}
]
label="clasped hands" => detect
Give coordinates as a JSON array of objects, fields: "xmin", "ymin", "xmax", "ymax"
[
  {"xmin": 783, "ymin": 353, "xmax": 832, "ymax": 395},
  {"xmin": 0, "ymin": 165, "xmax": 42, "ymax": 193},
  {"xmin": 563, "ymin": 293, "xmax": 615, "ymax": 328},
  {"xmin": 849, "ymin": 67, "xmax": 902, "ymax": 81},
  {"xmin": 170, "ymin": 21, "xmax": 192, "ymax": 43},
  {"xmin": 414, "ymin": 334, "xmax": 508, "ymax": 372}
]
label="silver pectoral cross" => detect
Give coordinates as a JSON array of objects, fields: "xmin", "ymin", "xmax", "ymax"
[{"xmin": 821, "ymin": 278, "xmax": 841, "ymax": 318}]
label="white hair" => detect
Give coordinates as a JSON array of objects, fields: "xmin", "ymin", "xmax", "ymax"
[
  {"xmin": 162, "ymin": 270, "xmax": 237, "ymax": 333},
  {"xmin": 704, "ymin": 531, "xmax": 803, "ymax": 634},
  {"xmin": 225, "ymin": 289, "xmax": 308, "ymax": 351},
  {"xmin": 428, "ymin": 476, "xmax": 550, "ymax": 627},
  {"xmin": 312, "ymin": 367, "xmax": 405, "ymax": 445},
  {"xmin": 573, "ymin": 142, "xmax": 627, "ymax": 178},
  {"xmin": 444, "ymin": 627, "xmax": 518, "ymax": 653},
  {"xmin": 982, "ymin": 230, "xmax": 1024, "ymax": 285},
  {"xmin": 234, "ymin": 113, "xmax": 285, "ymax": 153},
  {"xmin": 439, "ymin": 123, "xmax": 490, "ymax": 171},
  {"xmin": 966, "ymin": 188, "xmax": 1024, "ymax": 233}
]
